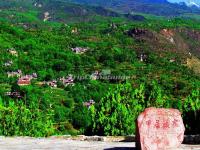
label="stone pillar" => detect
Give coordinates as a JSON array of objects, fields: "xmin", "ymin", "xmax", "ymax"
[{"xmin": 136, "ymin": 107, "xmax": 185, "ymax": 150}]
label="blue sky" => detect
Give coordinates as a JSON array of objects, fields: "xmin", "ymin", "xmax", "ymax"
[
  {"xmin": 168, "ymin": 0, "xmax": 187, "ymax": 2},
  {"xmin": 168, "ymin": 0, "xmax": 200, "ymax": 5}
]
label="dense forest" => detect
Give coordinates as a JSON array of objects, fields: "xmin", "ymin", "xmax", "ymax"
[{"xmin": 0, "ymin": 0, "xmax": 200, "ymax": 137}]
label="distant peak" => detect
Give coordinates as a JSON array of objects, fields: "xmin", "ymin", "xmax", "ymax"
[
  {"xmin": 187, "ymin": 1, "xmax": 200, "ymax": 7},
  {"xmin": 168, "ymin": 0, "xmax": 200, "ymax": 8}
]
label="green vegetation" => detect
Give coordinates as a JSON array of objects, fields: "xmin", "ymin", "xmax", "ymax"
[
  {"xmin": 0, "ymin": 0, "xmax": 200, "ymax": 137},
  {"xmin": 91, "ymin": 82, "xmax": 200, "ymax": 136}
]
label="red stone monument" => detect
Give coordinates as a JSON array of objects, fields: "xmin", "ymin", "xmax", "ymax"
[{"xmin": 137, "ymin": 107, "xmax": 185, "ymax": 150}]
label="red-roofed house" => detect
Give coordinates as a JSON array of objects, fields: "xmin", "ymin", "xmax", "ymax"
[{"xmin": 17, "ymin": 76, "xmax": 31, "ymax": 86}]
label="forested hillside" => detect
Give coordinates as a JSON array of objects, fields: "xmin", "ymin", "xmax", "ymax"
[{"xmin": 0, "ymin": 0, "xmax": 200, "ymax": 136}]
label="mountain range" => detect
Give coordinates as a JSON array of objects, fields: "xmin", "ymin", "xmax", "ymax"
[
  {"xmin": 67, "ymin": 0, "xmax": 200, "ymax": 16},
  {"xmin": 1, "ymin": 0, "xmax": 200, "ymax": 18},
  {"xmin": 169, "ymin": 0, "xmax": 200, "ymax": 7}
]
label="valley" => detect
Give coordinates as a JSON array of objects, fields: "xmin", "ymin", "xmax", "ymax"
[{"xmin": 0, "ymin": 0, "xmax": 199, "ymax": 138}]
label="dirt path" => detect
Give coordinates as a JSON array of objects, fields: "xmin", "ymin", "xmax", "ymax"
[{"xmin": 0, "ymin": 137, "xmax": 199, "ymax": 150}]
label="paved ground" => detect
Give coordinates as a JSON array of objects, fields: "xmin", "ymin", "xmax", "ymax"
[{"xmin": 0, "ymin": 137, "xmax": 200, "ymax": 150}]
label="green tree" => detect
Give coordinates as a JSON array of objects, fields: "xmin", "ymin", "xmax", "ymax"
[{"xmin": 91, "ymin": 83, "xmax": 145, "ymax": 136}]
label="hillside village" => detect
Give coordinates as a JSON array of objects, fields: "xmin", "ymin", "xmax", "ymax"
[{"xmin": 0, "ymin": 0, "xmax": 200, "ymax": 141}]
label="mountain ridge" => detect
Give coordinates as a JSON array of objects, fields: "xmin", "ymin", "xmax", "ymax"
[
  {"xmin": 67, "ymin": 0, "xmax": 200, "ymax": 16},
  {"xmin": 0, "ymin": 0, "xmax": 148, "ymax": 24},
  {"xmin": 169, "ymin": 0, "xmax": 200, "ymax": 7}
]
